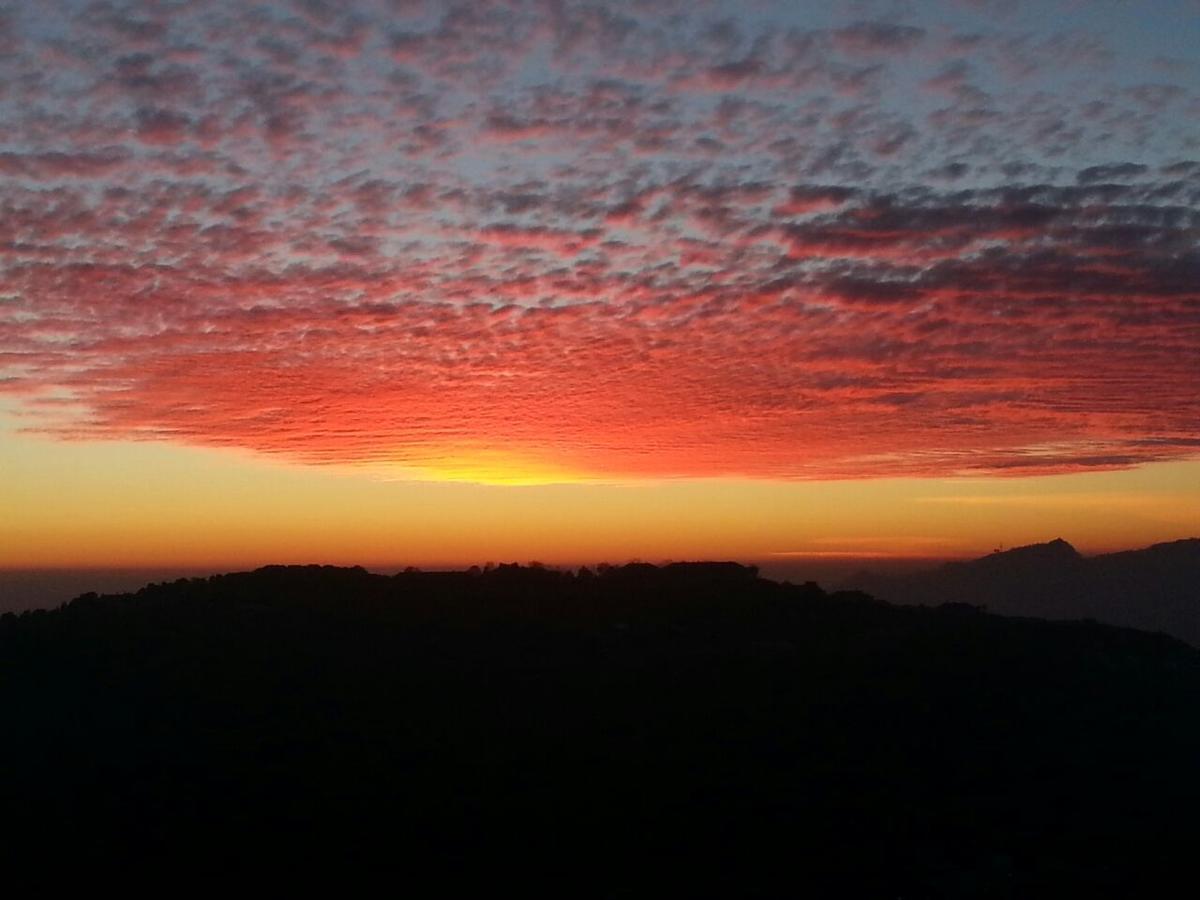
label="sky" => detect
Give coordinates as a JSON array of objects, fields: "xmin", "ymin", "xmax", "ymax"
[{"xmin": 1, "ymin": 0, "xmax": 1198, "ymax": 582}]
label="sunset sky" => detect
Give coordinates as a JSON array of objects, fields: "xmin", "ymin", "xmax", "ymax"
[{"xmin": 1, "ymin": 0, "xmax": 1198, "ymax": 576}]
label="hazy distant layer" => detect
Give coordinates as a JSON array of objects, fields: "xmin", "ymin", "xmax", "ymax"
[{"xmin": 847, "ymin": 538, "xmax": 1200, "ymax": 646}]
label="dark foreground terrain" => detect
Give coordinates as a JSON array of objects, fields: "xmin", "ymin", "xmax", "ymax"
[{"xmin": 3, "ymin": 562, "xmax": 1198, "ymax": 895}]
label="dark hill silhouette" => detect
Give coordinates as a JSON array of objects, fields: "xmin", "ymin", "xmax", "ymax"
[
  {"xmin": 2, "ymin": 562, "xmax": 1199, "ymax": 894},
  {"xmin": 847, "ymin": 538, "xmax": 1200, "ymax": 645}
]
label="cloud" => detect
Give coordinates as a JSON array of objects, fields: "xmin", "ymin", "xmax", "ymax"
[
  {"xmin": 1077, "ymin": 162, "xmax": 1150, "ymax": 184},
  {"xmin": 0, "ymin": 149, "xmax": 134, "ymax": 178},
  {"xmin": 829, "ymin": 22, "xmax": 925, "ymax": 57},
  {"xmin": 134, "ymin": 107, "xmax": 192, "ymax": 145},
  {"xmin": 0, "ymin": 0, "xmax": 1196, "ymax": 481}
]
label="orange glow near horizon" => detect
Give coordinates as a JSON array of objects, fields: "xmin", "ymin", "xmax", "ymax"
[
  {"xmin": 3, "ymin": 410, "xmax": 1197, "ymax": 572},
  {"xmin": 1, "ymin": 3, "xmax": 1197, "ymax": 576}
]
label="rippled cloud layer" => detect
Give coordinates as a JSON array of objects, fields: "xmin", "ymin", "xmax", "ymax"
[{"xmin": 1, "ymin": 0, "xmax": 1197, "ymax": 480}]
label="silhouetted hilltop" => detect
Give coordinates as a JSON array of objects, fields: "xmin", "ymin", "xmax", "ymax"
[
  {"xmin": 848, "ymin": 538, "xmax": 1200, "ymax": 645},
  {"xmin": 3, "ymin": 561, "xmax": 1198, "ymax": 894},
  {"xmin": 963, "ymin": 537, "xmax": 1083, "ymax": 570}
]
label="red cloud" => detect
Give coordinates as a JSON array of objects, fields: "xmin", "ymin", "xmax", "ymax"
[{"xmin": 0, "ymin": 1, "xmax": 1196, "ymax": 481}]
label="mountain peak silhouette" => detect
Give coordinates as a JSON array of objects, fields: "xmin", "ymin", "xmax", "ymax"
[
  {"xmin": 980, "ymin": 537, "xmax": 1082, "ymax": 566},
  {"xmin": 849, "ymin": 537, "xmax": 1198, "ymax": 644}
]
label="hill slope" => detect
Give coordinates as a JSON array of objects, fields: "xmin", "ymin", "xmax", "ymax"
[
  {"xmin": 848, "ymin": 539, "xmax": 1200, "ymax": 645},
  {"xmin": 2, "ymin": 562, "xmax": 1198, "ymax": 894}
]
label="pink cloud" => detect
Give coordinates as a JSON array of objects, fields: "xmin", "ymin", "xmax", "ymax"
[{"xmin": 0, "ymin": 0, "xmax": 1195, "ymax": 481}]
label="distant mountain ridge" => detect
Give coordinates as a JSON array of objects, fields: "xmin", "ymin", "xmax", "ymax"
[{"xmin": 846, "ymin": 538, "xmax": 1200, "ymax": 645}]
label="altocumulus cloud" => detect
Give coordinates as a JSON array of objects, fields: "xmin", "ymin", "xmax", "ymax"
[{"xmin": 0, "ymin": 0, "xmax": 1197, "ymax": 480}]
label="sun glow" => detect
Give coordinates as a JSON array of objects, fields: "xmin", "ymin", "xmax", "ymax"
[{"xmin": 377, "ymin": 446, "xmax": 594, "ymax": 487}]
